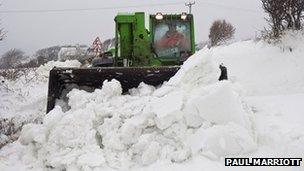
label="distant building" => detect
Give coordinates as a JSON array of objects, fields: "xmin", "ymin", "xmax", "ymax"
[{"xmin": 58, "ymin": 44, "xmax": 90, "ymax": 61}]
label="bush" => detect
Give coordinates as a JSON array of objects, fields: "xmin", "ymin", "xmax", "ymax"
[
  {"xmin": 0, "ymin": 49, "xmax": 28, "ymax": 69},
  {"xmin": 0, "ymin": 118, "xmax": 22, "ymax": 148},
  {"xmin": 0, "ymin": 68, "xmax": 32, "ymax": 81},
  {"xmin": 209, "ymin": 20, "xmax": 236, "ymax": 47}
]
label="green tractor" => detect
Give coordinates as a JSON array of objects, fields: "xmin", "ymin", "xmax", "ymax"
[{"xmin": 46, "ymin": 12, "xmax": 195, "ymax": 113}]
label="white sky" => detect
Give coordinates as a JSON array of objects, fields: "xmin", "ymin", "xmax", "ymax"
[{"xmin": 0, "ymin": 0, "xmax": 267, "ymax": 56}]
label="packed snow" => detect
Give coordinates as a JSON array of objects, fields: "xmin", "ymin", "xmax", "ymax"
[{"xmin": 1, "ymin": 31, "xmax": 304, "ymax": 171}]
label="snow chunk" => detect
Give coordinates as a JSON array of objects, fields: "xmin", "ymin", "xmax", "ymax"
[
  {"xmin": 183, "ymin": 102, "xmax": 203, "ymax": 128},
  {"xmin": 19, "ymin": 124, "xmax": 44, "ymax": 145},
  {"xmin": 152, "ymin": 92, "xmax": 184, "ymax": 129},
  {"xmin": 186, "ymin": 123, "xmax": 256, "ymax": 158},
  {"xmin": 189, "ymin": 81, "xmax": 250, "ymax": 127},
  {"xmin": 129, "ymin": 82, "xmax": 155, "ymax": 96},
  {"xmin": 77, "ymin": 148, "xmax": 106, "ymax": 167},
  {"xmin": 141, "ymin": 141, "xmax": 161, "ymax": 165},
  {"xmin": 99, "ymin": 79, "xmax": 122, "ymax": 97}
]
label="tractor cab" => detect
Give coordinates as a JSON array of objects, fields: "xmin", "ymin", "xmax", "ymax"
[
  {"xmin": 150, "ymin": 12, "xmax": 195, "ymax": 64},
  {"xmin": 113, "ymin": 12, "xmax": 195, "ymax": 67}
]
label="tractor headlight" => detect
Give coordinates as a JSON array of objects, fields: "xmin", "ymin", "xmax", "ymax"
[
  {"xmin": 181, "ymin": 12, "xmax": 187, "ymax": 20},
  {"xmin": 155, "ymin": 12, "xmax": 163, "ymax": 20}
]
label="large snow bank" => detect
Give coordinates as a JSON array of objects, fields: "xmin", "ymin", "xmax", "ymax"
[{"xmin": 16, "ymin": 50, "xmax": 256, "ymax": 170}]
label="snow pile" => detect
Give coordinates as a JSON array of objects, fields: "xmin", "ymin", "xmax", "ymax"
[
  {"xmin": 17, "ymin": 50, "xmax": 256, "ymax": 170},
  {"xmin": 0, "ymin": 60, "xmax": 81, "ymax": 147},
  {"xmin": 34, "ymin": 60, "xmax": 82, "ymax": 82}
]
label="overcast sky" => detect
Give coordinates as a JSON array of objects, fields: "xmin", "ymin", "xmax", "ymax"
[{"xmin": 0, "ymin": 0, "xmax": 267, "ymax": 56}]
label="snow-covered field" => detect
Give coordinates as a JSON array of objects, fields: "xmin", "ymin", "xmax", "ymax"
[{"xmin": 0, "ymin": 31, "xmax": 304, "ymax": 171}]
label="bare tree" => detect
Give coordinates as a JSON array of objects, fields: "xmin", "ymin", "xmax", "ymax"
[
  {"xmin": 0, "ymin": 28, "xmax": 5, "ymax": 41},
  {"xmin": 283, "ymin": 0, "xmax": 304, "ymax": 30},
  {"xmin": 101, "ymin": 38, "xmax": 115, "ymax": 52},
  {"xmin": 0, "ymin": 49, "xmax": 28, "ymax": 69},
  {"xmin": 34, "ymin": 46, "xmax": 61, "ymax": 65},
  {"xmin": 262, "ymin": 0, "xmax": 285, "ymax": 38},
  {"xmin": 0, "ymin": 19, "xmax": 5, "ymax": 40},
  {"xmin": 208, "ymin": 20, "xmax": 235, "ymax": 47},
  {"xmin": 262, "ymin": 0, "xmax": 304, "ymax": 38},
  {"xmin": 0, "ymin": 4, "xmax": 6, "ymax": 41}
]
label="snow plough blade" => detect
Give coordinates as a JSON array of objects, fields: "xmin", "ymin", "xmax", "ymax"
[{"xmin": 46, "ymin": 66, "xmax": 180, "ymax": 113}]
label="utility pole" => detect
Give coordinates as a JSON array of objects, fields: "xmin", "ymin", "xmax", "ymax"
[{"xmin": 185, "ymin": 1, "xmax": 195, "ymax": 14}]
